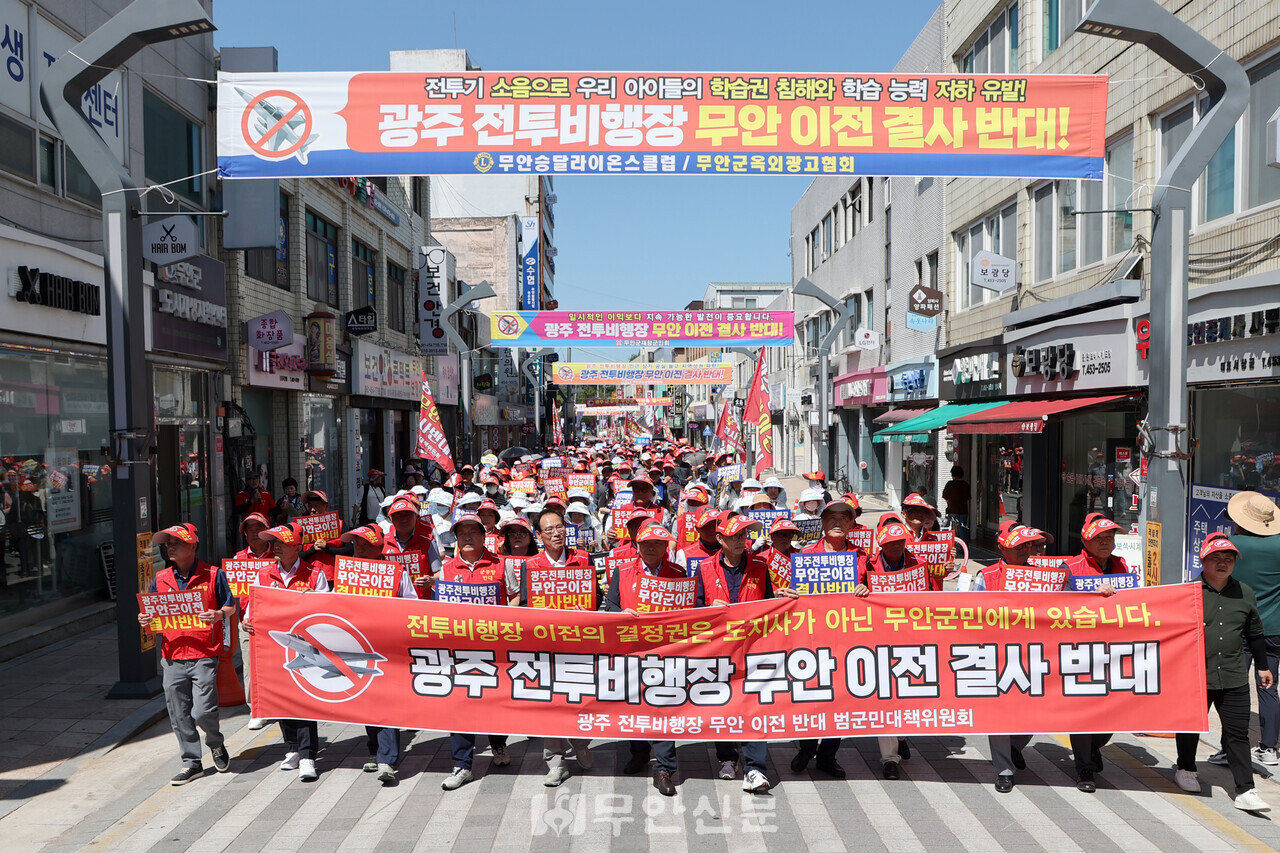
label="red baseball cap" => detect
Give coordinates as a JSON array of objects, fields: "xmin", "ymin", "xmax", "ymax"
[
  {"xmin": 876, "ymin": 521, "xmax": 910, "ymax": 546},
  {"xmin": 999, "ymin": 525, "xmax": 1045, "ymax": 550},
  {"xmin": 388, "ymin": 497, "xmax": 419, "ymax": 516},
  {"xmin": 1081, "ymin": 512, "xmax": 1123, "ymax": 541},
  {"xmin": 627, "ymin": 508, "xmax": 655, "ymax": 525},
  {"xmin": 452, "ymin": 512, "xmax": 486, "ymax": 534},
  {"xmin": 154, "ymin": 522, "xmax": 199, "ymax": 545},
  {"xmin": 1200, "ymin": 532, "xmax": 1239, "ymax": 560},
  {"xmin": 820, "ymin": 500, "xmax": 856, "ymax": 518},
  {"xmin": 304, "ymin": 490, "xmax": 329, "ymax": 504},
  {"xmin": 629, "ymin": 474, "xmax": 654, "ymax": 488},
  {"xmin": 261, "ymin": 522, "xmax": 305, "ymax": 546},
  {"xmin": 636, "ymin": 524, "xmax": 675, "ymax": 544},
  {"xmin": 693, "ymin": 506, "xmax": 720, "ymax": 528},
  {"xmin": 500, "ymin": 516, "xmax": 534, "ymax": 535},
  {"xmin": 769, "ymin": 517, "xmax": 801, "ymax": 536},
  {"xmin": 239, "ymin": 512, "xmax": 270, "ymax": 532},
  {"xmin": 342, "ymin": 525, "xmax": 385, "ymax": 547},
  {"xmin": 803, "ymin": 470, "xmax": 826, "ymax": 482},
  {"xmin": 902, "ymin": 493, "xmax": 937, "ymax": 514},
  {"xmin": 841, "ymin": 493, "xmax": 862, "ymax": 512},
  {"xmin": 718, "ymin": 513, "xmax": 762, "ymax": 537}
]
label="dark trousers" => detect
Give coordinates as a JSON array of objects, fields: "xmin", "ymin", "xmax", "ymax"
[
  {"xmin": 280, "ymin": 719, "xmax": 318, "ymax": 760},
  {"xmin": 796, "ymin": 738, "xmax": 841, "ymax": 762},
  {"xmin": 450, "ymin": 733, "xmax": 507, "ymax": 770},
  {"xmin": 365, "ymin": 726, "xmax": 400, "ymax": 766},
  {"xmin": 716, "ymin": 741, "xmax": 767, "ymax": 773},
  {"xmin": 1178, "ymin": 684, "xmax": 1254, "ymax": 796},
  {"xmin": 1069, "ymin": 732, "xmax": 1112, "ymax": 776},
  {"xmin": 1244, "ymin": 636, "xmax": 1280, "ymax": 750}
]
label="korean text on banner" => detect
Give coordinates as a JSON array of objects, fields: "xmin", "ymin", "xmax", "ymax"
[
  {"xmin": 248, "ymin": 584, "xmax": 1206, "ymax": 739},
  {"xmin": 553, "ymin": 362, "xmax": 735, "ymax": 385},
  {"xmin": 791, "ymin": 551, "xmax": 861, "ymax": 594},
  {"xmin": 489, "ymin": 310, "xmax": 794, "ymax": 348},
  {"xmin": 527, "ymin": 564, "xmax": 597, "ymax": 611},
  {"xmin": 634, "ymin": 574, "xmax": 698, "ymax": 613},
  {"xmin": 138, "ymin": 590, "xmax": 206, "ymax": 634},
  {"xmin": 415, "ymin": 371, "xmax": 456, "ymax": 474},
  {"xmin": 223, "ymin": 558, "xmax": 274, "ymax": 607},
  {"xmin": 333, "ymin": 556, "xmax": 400, "ymax": 597},
  {"xmin": 297, "ymin": 511, "xmax": 341, "ymax": 545},
  {"xmin": 218, "ymin": 72, "xmax": 1108, "ymax": 180},
  {"xmin": 868, "ymin": 564, "xmax": 930, "ymax": 593},
  {"xmin": 1001, "ymin": 565, "xmax": 1069, "ymax": 592},
  {"xmin": 385, "ymin": 551, "xmax": 423, "ymax": 578},
  {"xmin": 435, "ymin": 580, "xmax": 501, "ymax": 605}
]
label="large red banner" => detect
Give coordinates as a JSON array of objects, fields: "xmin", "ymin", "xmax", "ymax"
[
  {"xmin": 414, "ymin": 371, "xmax": 455, "ymax": 474},
  {"xmin": 249, "ymin": 584, "xmax": 1207, "ymax": 739}
]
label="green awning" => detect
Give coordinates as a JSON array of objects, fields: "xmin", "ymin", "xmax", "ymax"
[{"xmin": 872, "ymin": 401, "xmax": 1008, "ymax": 443}]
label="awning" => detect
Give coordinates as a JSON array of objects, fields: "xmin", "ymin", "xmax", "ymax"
[
  {"xmin": 946, "ymin": 394, "xmax": 1133, "ymax": 435},
  {"xmin": 872, "ymin": 401, "xmax": 1007, "ymax": 443},
  {"xmin": 872, "ymin": 406, "xmax": 934, "ymax": 424}
]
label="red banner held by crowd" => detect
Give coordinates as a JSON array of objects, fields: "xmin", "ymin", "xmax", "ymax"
[
  {"xmin": 415, "ymin": 371, "xmax": 455, "ymax": 474},
  {"xmin": 297, "ymin": 511, "xmax": 341, "ymax": 544},
  {"xmin": 249, "ymin": 584, "xmax": 1207, "ymax": 739},
  {"xmin": 138, "ymin": 590, "xmax": 206, "ymax": 634},
  {"xmin": 333, "ymin": 556, "xmax": 400, "ymax": 597},
  {"xmin": 744, "ymin": 349, "xmax": 773, "ymax": 477},
  {"xmin": 527, "ymin": 564, "xmax": 597, "ymax": 611}
]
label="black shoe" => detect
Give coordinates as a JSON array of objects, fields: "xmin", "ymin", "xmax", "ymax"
[
  {"xmin": 883, "ymin": 761, "xmax": 900, "ymax": 780},
  {"xmin": 1077, "ymin": 770, "xmax": 1096, "ymax": 793},
  {"xmin": 623, "ymin": 752, "xmax": 650, "ymax": 775},
  {"xmin": 898, "ymin": 739, "xmax": 911, "ymax": 761},
  {"xmin": 995, "ymin": 775, "xmax": 1014, "ymax": 793},
  {"xmin": 653, "ymin": 770, "xmax": 676, "ymax": 796},
  {"xmin": 211, "ymin": 745, "xmax": 230, "ymax": 772},
  {"xmin": 815, "ymin": 758, "xmax": 846, "ymax": 779},
  {"xmin": 1011, "ymin": 746, "xmax": 1026, "ymax": 771},
  {"xmin": 1091, "ymin": 749, "xmax": 1104, "ymax": 773},
  {"xmin": 790, "ymin": 753, "xmax": 811, "ymax": 774},
  {"xmin": 171, "ymin": 765, "xmax": 203, "ymax": 786}
]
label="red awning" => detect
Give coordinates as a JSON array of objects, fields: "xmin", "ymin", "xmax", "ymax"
[
  {"xmin": 946, "ymin": 395, "xmax": 1133, "ymax": 435},
  {"xmin": 872, "ymin": 406, "xmax": 934, "ymax": 424}
]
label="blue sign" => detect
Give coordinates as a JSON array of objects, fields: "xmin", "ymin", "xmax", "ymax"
[
  {"xmin": 520, "ymin": 216, "xmax": 540, "ymax": 310},
  {"xmin": 790, "ymin": 551, "xmax": 862, "ymax": 594},
  {"xmin": 435, "ymin": 580, "xmax": 501, "ymax": 605},
  {"xmin": 1069, "ymin": 573, "xmax": 1141, "ymax": 592},
  {"xmin": 905, "ymin": 312, "xmax": 938, "ymax": 332},
  {"xmin": 1187, "ymin": 484, "xmax": 1280, "ymax": 579}
]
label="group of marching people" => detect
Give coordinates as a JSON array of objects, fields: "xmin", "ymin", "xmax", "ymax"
[{"xmin": 141, "ymin": 436, "xmax": 1273, "ymax": 812}]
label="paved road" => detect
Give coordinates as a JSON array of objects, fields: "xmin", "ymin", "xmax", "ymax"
[{"xmin": 7, "ymin": 706, "xmax": 1280, "ymax": 853}]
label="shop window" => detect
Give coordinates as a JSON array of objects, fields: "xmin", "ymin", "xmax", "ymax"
[
  {"xmin": 352, "ymin": 239, "xmax": 376, "ymax": 310},
  {"xmin": 1160, "ymin": 98, "xmax": 1241, "ymax": 226},
  {"xmin": 142, "ymin": 89, "xmax": 203, "ymax": 204},
  {"xmin": 64, "ymin": 148, "xmax": 100, "ymax": 206},
  {"xmin": 245, "ymin": 192, "xmax": 290, "ymax": 288},
  {"xmin": 0, "ymin": 112, "xmax": 34, "ymax": 180},
  {"xmin": 387, "ymin": 261, "xmax": 406, "ymax": 332},
  {"xmin": 960, "ymin": 2, "xmax": 1018, "ymax": 73},
  {"xmin": 1193, "ymin": 387, "xmax": 1280, "ymax": 491},
  {"xmin": 1248, "ymin": 52, "xmax": 1280, "ymax": 210},
  {"xmin": 1043, "ymin": 0, "xmax": 1085, "ymax": 59},
  {"xmin": 305, "ymin": 211, "xmax": 338, "ymax": 306},
  {"xmin": 956, "ymin": 200, "xmax": 1015, "ymax": 307},
  {"xmin": 302, "ymin": 394, "xmax": 339, "ymax": 505}
]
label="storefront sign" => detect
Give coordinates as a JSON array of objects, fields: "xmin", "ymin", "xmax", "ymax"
[
  {"xmin": 141, "ymin": 216, "xmax": 198, "ymax": 265},
  {"xmin": 970, "ymin": 249, "xmax": 1016, "ymax": 292},
  {"xmin": 246, "ymin": 309, "xmax": 292, "ymax": 352},
  {"xmin": 435, "ymin": 353, "xmax": 460, "ymax": 406},
  {"xmin": 908, "ymin": 285, "xmax": 943, "ymax": 317},
  {"xmin": 219, "ymin": 72, "xmax": 1108, "ymax": 179},
  {"xmin": 489, "ymin": 309, "xmax": 793, "ymax": 348},
  {"xmin": 304, "ymin": 312, "xmax": 338, "ymax": 378},
  {"xmin": 835, "ymin": 366, "xmax": 889, "ymax": 407},
  {"xmin": 473, "ymin": 393, "xmax": 500, "ymax": 426},
  {"xmin": 152, "ymin": 255, "xmax": 228, "ymax": 361},
  {"xmin": 1007, "ymin": 314, "xmax": 1137, "ymax": 395},
  {"xmin": 15, "ymin": 265, "xmax": 101, "ymax": 315},
  {"xmin": 353, "ymin": 340, "xmax": 420, "ymax": 400},
  {"xmin": 1140, "ymin": 290, "xmax": 1280, "ymax": 384},
  {"xmin": 520, "ymin": 215, "xmax": 540, "ymax": 310},
  {"xmin": 332, "ymin": 177, "xmax": 400, "ymax": 225},
  {"xmin": 418, "ymin": 245, "xmax": 451, "ymax": 357},
  {"xmin": 940, "ymin": 344, "xmax": 1004, "ymax": 401},
  {"xmin": 885, "ymin": 359, "xmax": 936, "ymax": 402},
  {"xmin": 854, "ymin": 328, "xmax": 880, "ymax": 350},
  {"xmin": 344, "ymin": 305, "xmax": 377, "ymax": 336},
  {"xmin": 248, "ymin": 334, "xmax": 307, "ymax": 389},
  {"xmin": 307, "ymin": 350, "xmax": 350, "ymax": 395}
]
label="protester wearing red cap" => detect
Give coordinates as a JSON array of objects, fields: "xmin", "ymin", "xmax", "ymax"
[
  {"xmin": 673, "ymin": 486, "xmax": 711, "ymax": 551},
  {"xmin": 608, "ymin": 521, "xmax": 696, "ymax": 795},
  {"xmin": 674, "ymin": 507, "xmax": 723, "ymax": 574},
  {"xmin": 802, "ymin": 500, "xmax": 862, "ymax": 555},
  {"xmin": 1068, "ymin": 512, "xmax": 1129, "ymax": 793},
  {"xmin": 383, "ymin": 496, "xmax": 441, "ymax": 599},
  {"xmin": 243, "ymin": 522, "xmax": 330, "ymax": 782},
  {"xmin": 606, "ymin": 475, "xmax": 668, "ymax": 548},
  {"xmin": 138, "ymin": 523, "xmax": 235, "ymax": 786},
  {"xmin": 1171, "ymin": 533, "xmax": 1274, "ymax": 811},
  {"xmin": 802, "ymin": 470, "xmax": 834, "ymax": 502},
  {"xmin": 440, "ymin": 512, "xmax": 516, "ymax": 792},
  {"xmin": 232, "ymin": 512, "xmax": 274, "ymax": 730},
  {"xmin": 693, "ymin": 512, "xmax": 800, "ymax": 794},
  {"xmin": 234, "ymin": 472, "xmax": 273, "ymax": 524}
]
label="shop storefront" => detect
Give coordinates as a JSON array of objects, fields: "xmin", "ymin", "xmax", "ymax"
[
  {"xmin": 949, "ymin": 306, "xmax": 1143, "ymax": 554},
  {"xmin": 1, "ymin": 226, "xmax": 112, "ymax": 615},
  {"xmin": 352, "ymin": 339, "xmax": 421, "ymax": 489},
  {"xmin": 938, "ymin": 338, "xmax": 1007, "ymax": 547},
  {"xmin": 242, "ymin": 332, "xmax": 307, "ymax": 519},
  {"xmin": 834, "ymin": 364, "xmax": 888, "ymax": 494},
  {"xmin": 882, "ymin": 357, "xmax": 939, "ymax": 507}
]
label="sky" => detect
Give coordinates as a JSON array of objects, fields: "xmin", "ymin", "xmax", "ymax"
[{"xmin": 212, "ymin": 0, "xmax": 942, "ymax": 321}]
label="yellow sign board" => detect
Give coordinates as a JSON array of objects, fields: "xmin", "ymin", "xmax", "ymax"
[{"xmin": 1144, "ymin": 521, "xmax": 1161, "ymax": 587}]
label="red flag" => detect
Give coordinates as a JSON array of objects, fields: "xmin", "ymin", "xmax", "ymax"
[
  {"xmin": 414, "ymin": 371, "xmax": 455, "ymax": 474},
  {"xmin": 744, "ymin": 350, "xmax": 773, "ymax": 477},
  {"xmin": 714, "ymin": 398, "xmax": 745, "ymax": 455}
]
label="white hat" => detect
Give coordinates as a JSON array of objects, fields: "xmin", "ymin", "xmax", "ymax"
[
  {"xmin": 742, "ymin": 478, "xmax": 762, "ymax": 491},
  {"xmin": 457, "ymin": 492, "xmax": 483, "ymax": 508},
  {"xmin": 799, "ymin": 487, "xmax": 825, "ymax": 503},
  {"xmin": 379, "ymin": 493, "xmax": 397, "ymax": 508},
  {"xmin": 566, "ymin": 488, "xmax": 592, "ymax": 502},
  {"xmin": 611, "ymin": 456, "xmax": 624, "ymax": 466},
  {"xmin": 411, "ymin": 485, "xmax": 429, "ymax": 496},
  {"xmin": 566, "ymin": 503, "xmax": 590, "ymax": 516},
  {"xmin": 733, "ymin": 496, "xmax": 753, "ymax": 512},
  {"xmin": 427, "ymin": 488, "xmax": 454, "ymax": 507},
  {"xmin": 509, "ymin": 493, "xmax": 529, "ymax": 509},
  {"xmin": 763, "ymin": 477, "xmax": 784, "ymax": 490},
  {"xmin": 523, "ymin": 501, "xmax": 543, "ymax": 515}
]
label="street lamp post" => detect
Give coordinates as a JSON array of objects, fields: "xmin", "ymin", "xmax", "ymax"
[
  {"xmin": 1076, "ymin": 0, "xmax": 1249, "ymax": 583},
  {"xmin": 39, "ymin": 0, "xmax": 215, "ymax": 699},
  {"xmin": 794, "ymin": 277, "xmax": 850, "ymax": 478}
]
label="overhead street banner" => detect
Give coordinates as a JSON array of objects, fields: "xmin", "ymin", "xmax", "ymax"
[
  {"xmin": 553, "ymin": 362, "xmax": 735, "ymax": 385},
  {"xmin": 249, "ymin": 584, "xmax": 1206, "ymax": 740},
  {"xmin": 490, "ymin": 310, "xmax": 793, "ymax": 347},
  {"xmin": 217, "ymin": 71, "xmax": 1108, "ymax": 179}
]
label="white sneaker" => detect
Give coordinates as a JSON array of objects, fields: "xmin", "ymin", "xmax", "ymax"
[
  {"xmin": 544, "ymin": 766, "xmax": 571, "ymax": 787},
  {"xmin": 246, "ymin": 718, "xmax": 268, "ymax": 731},
  {"xmin": 718, "ymin": 760, "xmax": 737, "ymax": 780},
  {"xmin": 376, "ymin": 764, "xmax": 396, "ymax": 784},
  {"xmin": 1253, "ymin": 747, "xmax": 1280, "ymax": 766},
  {"xmin": 742, "ymin": 768, "xmax": 770, "ymax": 794},
  {"xmin": 491, "ymin": 745, "xmax": 511, "ymax": 766},
  {"xmin": 442, "ymin": 767, "xmax": 473, "ymax": 790},
  {"xmin": 1207, "ymin": 750, "xmax": 1228, "ymax": 765},
  {"xmin": 569, "ymin": 739, "xmax": 594, "ymax": 770},
  {"xmin": 1174, "ymin": 769, "xmax": 1200, "ymax": 793},
  {"xmin": 1234, "ymin": 789, "xmax": 1271, "ymax": 812},
  {"xmin": 298, "ymin": 759, "xmax": 318, "ymax": 782},
  {"xmin": 279, "ymin": 752, "xmax": 300, "ymax": 771}
]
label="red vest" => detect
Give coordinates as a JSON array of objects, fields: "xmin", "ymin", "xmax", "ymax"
[
  {"xmin": 1072, "ymin": 552, "xmax": 1128, "ymax": 577},
  {"xmin": 680, "ymin": 539, "xmax": 720, "ymax": 560},
  {"xmin": 524, "ymin": 548, "xmax": 590, "ymax": 571},
  {"xmin": 699, "ymin": 553, "xmax": 770, "ymax": 604},
  {"xmin": 155, "ymin": 562, "xmax": 223, "ymax": 661},
  {"xmin": 233, "ymin": 545, "xmax": 272, "ymax": 560},
  {"xmin": 441, "ymin": 550, "xmax": 511, "ymax": 600},
  {"xmin": 258, "ymin": 559, "xmax": 326, "ymax": 591},
  {"xmin": 618, "ymin": 558, "xmax": 689, "ymax": 611}
]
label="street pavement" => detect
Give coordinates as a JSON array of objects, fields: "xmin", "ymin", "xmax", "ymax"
[{"xmin": 3, "ymin": 625, "xmax": 1280, "ymax": 851}]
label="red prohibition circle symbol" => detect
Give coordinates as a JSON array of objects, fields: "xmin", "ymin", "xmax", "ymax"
[
  {"xmin": 241, "ymin": 89, "xmax": 314, "ymax": 160},
  {"xmin": 281, "ymin": 612, "xmax": 383, "ymax": 703},
  {"xmin": 497, "ymin": 314, "xmax": 520, "ymax": 336}
]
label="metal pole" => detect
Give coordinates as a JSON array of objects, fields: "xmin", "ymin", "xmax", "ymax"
[
  {"xmin": 440, "ymin": 280, "xmax": 494, "ymax": 465},
  {"xmin": 793, "ymin": 277, "xmax": 850, "ymax": 478},
  {"xmin": 38, "ymin": 0, "xmax": 214, "ymax": 699},
  {"xmin": 1077, "ymin": 0, "xmax": 1249, "ymax": 583}
]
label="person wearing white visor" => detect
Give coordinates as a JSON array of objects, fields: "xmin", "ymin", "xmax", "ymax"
[
  {"xmin": 794, "ymin": 488, "xmax": 825, "ymax": 520},
  {"xmin": 427, "ymin": 488, "xmax": 456, "ymax": 554},
  {"xmin": 565, "ymin": 499, "xmax": 602, "ymax": 551},
  {"xmin": 762, "ymin": 477, "xmax": 787, "ymax": 509}
]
